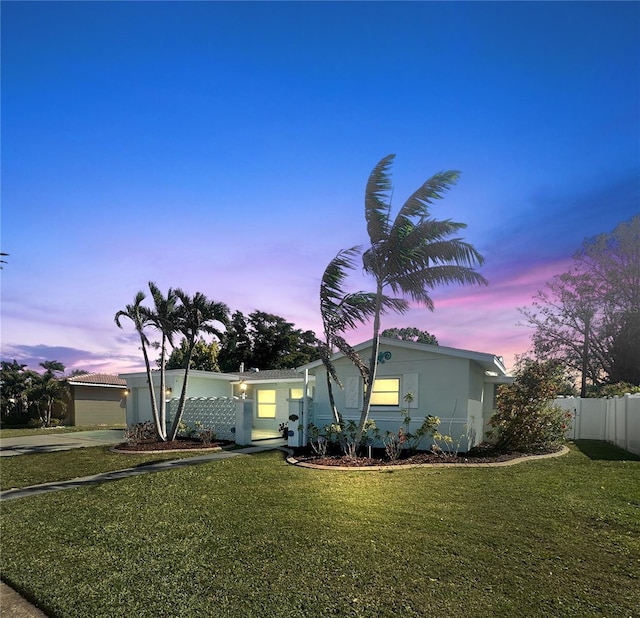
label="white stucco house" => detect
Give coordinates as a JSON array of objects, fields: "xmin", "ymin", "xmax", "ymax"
[
  {"xmin": 120, "ymin": 337, "xmax": 511, "ymax": 451},
  {"xmin": 301, "ymin": 337, "xmax": 512, "ymax": 452},
  {"xmin": 120, "ymin": 368, "xmax": 314, "ymax": 443}
]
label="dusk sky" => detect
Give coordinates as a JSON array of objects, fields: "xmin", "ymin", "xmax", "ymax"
[{"xmin": 2, "ymin": 1, "xmax": 638, "ymax": 376}]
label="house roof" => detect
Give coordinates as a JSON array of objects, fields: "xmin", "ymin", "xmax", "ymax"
[
  {"xmin": 67, "ymin": 373, "xmax": 127, "ymax": 388},
  {"xmin": 235, "ymin": 369, "xmax": 307, "ymax": 383},
  {"xmin": 299, "ymin": 337, "xmax": 509, "ymax": 377}
]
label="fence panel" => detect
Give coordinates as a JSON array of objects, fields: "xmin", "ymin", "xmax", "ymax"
[{"xmin": 554, "ymin": 395, "xmax": 640, "ymax": 456}]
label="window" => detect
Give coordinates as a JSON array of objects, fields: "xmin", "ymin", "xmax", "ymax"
[
  {"xmin": 370, "ymin": 378, "xmax": 400, "ymax": 406},
  {"xmin": 257, "ymin": 389, "xmax": 276, "ymax": 418},
  {"xmin": 289, "ymin": 388, "xmax": 304, "ymax": 400}
]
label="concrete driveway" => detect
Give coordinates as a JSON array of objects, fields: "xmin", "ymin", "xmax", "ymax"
[{"xmin": 0, "ymin": 429, "xmax": 125, "ymax": 457}]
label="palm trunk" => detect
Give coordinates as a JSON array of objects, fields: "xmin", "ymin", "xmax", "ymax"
[
  {"xmin": 167, "ymin": 340, "xmax": 195, "ymax": 441},
  {"xmin": 326, "ymin": 371, "xmax": 340, "ymax": 425},
  {"xmin": 140, "ymin": 334, "xmax": 163, "ymax": 440},
  {"xmin": 356, "ymin": 283, "xmax": 383, "ymax": 445},
  {"xmin": 159, "ymin": 333, "xmax": 167, "ymax": 438}
]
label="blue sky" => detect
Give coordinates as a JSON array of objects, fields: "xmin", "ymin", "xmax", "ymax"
[{"xmin": 1, "ymin": 1, "xmax": 638, "ymax": 374}]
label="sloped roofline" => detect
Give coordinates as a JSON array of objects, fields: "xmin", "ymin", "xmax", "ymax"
[
  {"xmin": 118, "ymin": 368, "xmax": 314, "ymax": 384},
  {"xmin": 298, "ymin": 336, "xmax": 509, "ymax": 376}
]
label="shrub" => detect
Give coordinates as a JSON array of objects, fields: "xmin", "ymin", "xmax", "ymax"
[
  {"xmin": 585, "ymin": 382, "xmax": 640, "ymax": 398},
  {"xmin": 307, "ymin": 419, "xmax": 380, "ymax": 458},
  {"xmin": 488, "ymin": 360, "xmax": 572, "ymax": 452},
  {"xmin": 123, "ymin": 421, "xmax": 157, "ymax": 444},
  {"xmin": 192, "ymin": 421, "xmax": 216, "ymax": 446}
]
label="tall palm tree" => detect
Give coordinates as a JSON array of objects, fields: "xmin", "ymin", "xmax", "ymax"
[
  {"xmin": 115, "ymin": 291, "xmax": 162, "ymax": 439},
  {"xmin": 319, "ymin": 246, "xmax": 406, "ymax": 425},
  {"xmin": 145, "ymin": 282, "xmax": 179, "ymax": 437},
  {"xmin": 167, "ymin": 291, "xmax": 229, "ymax": 441},
  {"xmin": 356, "ymin": 154, "xmax": 488, "ymax": 442}
]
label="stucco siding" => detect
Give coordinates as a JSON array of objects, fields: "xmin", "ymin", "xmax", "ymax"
[{"xmin": 310, "ymin": 344, "xmax": 478, "ymax": 450}]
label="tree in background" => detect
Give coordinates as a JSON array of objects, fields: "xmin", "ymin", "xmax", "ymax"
[
  {"xmin": 520, "ymin": 215, "xmax": 640, "ymax": 394},
  {"xmin": 331, "ymin": 155, "xmax": 487, "ymax": 446},
  {"xmin": 0, "ymin": 360, "xmax": 39, "ymax": 425},
  {"xmin": 218, "ymin": 310, "xmax": 320, "ymax": 372},
  {"xmin": 217, "ymin": 311, "xmax": 252, "ymax": 372},
  {"xmin": 31, "ymin": 361, "xmax": 69, "ymax": 427},
  {"xmin": 0, "ymin": 360, "xmax": 69, "ymax": 428},
  {"xmin": 381, "ymin": 326, "xmax": 439, "ymax": 345},
  {"xmin": 165, "ymin": 338, "xmax": 221, "ymax": 372}
]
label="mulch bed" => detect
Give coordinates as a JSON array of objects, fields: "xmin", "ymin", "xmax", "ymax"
[
  {"xmin": 290, "ymin": 444, "xmax": 563, "ymax": 467},
  {"xmin": 115, "ymin": 439, "xmax": 228, "ymax": 452}
]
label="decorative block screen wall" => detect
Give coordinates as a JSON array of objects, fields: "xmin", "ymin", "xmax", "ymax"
[{"xmin": 168, "ymin": 397, "xmax": 237, "ymax": 441}]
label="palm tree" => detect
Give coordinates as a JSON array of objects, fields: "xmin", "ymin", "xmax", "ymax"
[
  {"xmin": 167, "ymin": 291, "xmax": 229, "ymax": 441},
  {"xmin": 319, "ymin": 246, "xmax": 406, "ymax": 425},
  {"xmin": 33, "ymin": 361, "xmax": 68, "ymax": 427},
  {"xmin": 356, "ymin": 154, "xmax": 488, "ymax": 442},
  {"xmin": 145, "ymin": 282, "xmax": 179, "ymax": 437},
  {"xmin": 115, "ymin": 292, "xmax": 163, "ymax": 439}
]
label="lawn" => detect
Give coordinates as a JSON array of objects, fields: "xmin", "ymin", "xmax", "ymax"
[
  {"xmin": 0, "ymin": 445, "xmax": 210, "ymax": 491},
  {"xmin": 1, "ymin": 441, "xmax": 639, "ymax": 618},
  {"xmin": 0, "ymin": 425, "xmax": 125, "ymax": 439}
]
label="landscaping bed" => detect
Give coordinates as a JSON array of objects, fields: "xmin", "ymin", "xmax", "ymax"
[
  {"xmin": 289, "ymin": 443, "xmax": 564, "ymax": 467},
  {"xmin": 114, "ymin": 438, "xmax": 230, "ymax": 452}
]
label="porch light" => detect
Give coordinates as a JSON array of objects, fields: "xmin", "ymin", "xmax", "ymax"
[
  {"xmin": 240, "ymin": 381, "xmax": 247, "ymax": 399},
  {"xmin": 123, "ymin": 389, "xmax": 130, "ymax": 397},
  {"xmin": 166, "ymin": 387, "xmax": 172, "ymax": 396}
]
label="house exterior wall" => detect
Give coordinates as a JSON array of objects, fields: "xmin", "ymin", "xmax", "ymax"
[
  {"xmin": 70, "ymin": 385, "xmax": 126, "ymax": 426},
  {"xmin": 252, "ymin": 382, "xmax": 302, "ymax": 434},
  {"xmin": 123, "ymin": 371, "xmax": 234, "ymax": 427},
  {"xmin": 310, "ymin": 343, "xmax": 484, "ymax": 451}
]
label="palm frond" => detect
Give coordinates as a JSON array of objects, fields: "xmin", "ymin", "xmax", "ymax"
[
  {"xmin": 332, "ymin": 335, "xmax": 370, "ymax": 382},
  {"xmin": 393, "ymin": 170, "xmax": 460, "ymax": 224},
  {"xmin": 317, "ymin": 341, "xmax": 344, "ymax": 389},
  {"xmin": 365, "ymin": 154, "xmax": 395, "ymax": 246}
]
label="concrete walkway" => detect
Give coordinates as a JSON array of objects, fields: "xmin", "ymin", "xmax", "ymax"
[{"xmin": 0, "ymin": 429, "xmax": 125, "ymax": 457}]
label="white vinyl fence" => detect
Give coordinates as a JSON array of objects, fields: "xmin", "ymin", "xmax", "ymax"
[{"xmin": 554, "ymin": 394, "xmax": 640, "ymax": 456}]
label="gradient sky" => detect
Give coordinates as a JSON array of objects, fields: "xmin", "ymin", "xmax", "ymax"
[{"xmin": 2, "ymin": 1, "xmax": 638, "ymax": 376}]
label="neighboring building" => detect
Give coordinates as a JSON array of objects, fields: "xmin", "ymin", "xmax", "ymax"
[
  {"xmin": 301, "ymin": 337, "xmax": 512, "ymax": 452},
  {"xmin": 66, "ymin": 373, "xmax": 128, "ymax": 426}
]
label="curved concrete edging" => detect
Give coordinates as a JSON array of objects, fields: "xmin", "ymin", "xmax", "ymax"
[{"xmin": 285, "ymin": 445, "xmax": 570, "ymax": 471}]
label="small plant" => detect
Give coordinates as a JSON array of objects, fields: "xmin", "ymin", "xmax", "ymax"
[
  {"xmin": 340, "ymin": 419, "xmax": 379, "ymax": 458},
  {"xmin": 431, "ymin": 426, "xmax": 464, "ymax": 459},
  {"xmin": 383, "ymin": 393, "xmax": 442, "ymax": 461},
  {"xmin": 308, "ymin": 423, "xmax": 329, "ymax": 457},
  {"xmin": 193, "ymin": 421, "xmax": 216, "ymax": 446},
  {"xmin": 279, "ymin": 422, "xmax": 289, "ymax": 439},
  {"xmin": 123, "ymin": 421, "xmax": 157, "ymax": 444}
]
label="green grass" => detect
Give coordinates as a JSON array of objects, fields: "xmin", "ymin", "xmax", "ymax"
[
  {"xmin": 0, "ymin": 446, "xmax": 209, "ymax": 490},
  {"xmin": 1, "ymin": 442, "xmax": 639, "ymax": 617},
  {"xmin": 0, "ymin": 425, "xmax": 125, "ymax": 439}
]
